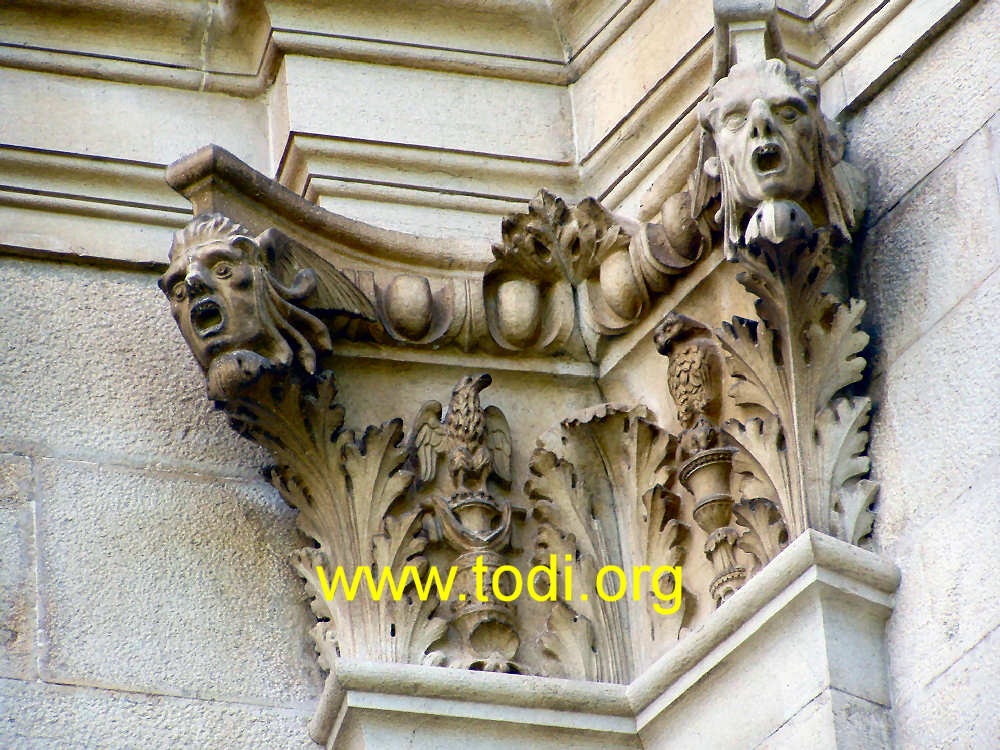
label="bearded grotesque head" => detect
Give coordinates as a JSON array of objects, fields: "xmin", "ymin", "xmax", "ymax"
[
  {"xmin": 699, "ymin": 59, "xmax": 862, "ymax": 258},
  {"xmin": 159, "ymin": 214, "xmax": 332, "ymax": 399}
]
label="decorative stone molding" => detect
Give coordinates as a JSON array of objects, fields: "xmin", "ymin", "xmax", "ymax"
[
  {"xmin": 156, "ymin": 0, "xmax": 891, "ymax": 744},
  {"xmin": 528, "ymin": 405, "xmax": 690, "ymax": 682},
  {"xmin": 3, "ymin": 0, "xmax": 966, "ymax": 277},
  {"xmin": 487, "ymin": 188, "xmax": 705, "ymax": 356}
]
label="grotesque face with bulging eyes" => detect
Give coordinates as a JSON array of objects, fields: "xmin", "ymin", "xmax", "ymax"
[
  {"xmin": 161, "ymin": 215, "xmax": 346, "ymax": 400},
  {"xmin": 702, "ymin": 59, "xmax": 821, "ymax": 208},
  {"xmin": 160, "ymin": 223, "xmax": 273, "ymax": 372}
]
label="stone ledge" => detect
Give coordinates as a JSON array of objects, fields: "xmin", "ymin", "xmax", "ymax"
[
  {"xmin": 311, "ymin": 530, "xmax": 899, "ymax": 748},
  {"xmin": 1, "ymin": 0, "xmax": 977, "ymax": 268}
]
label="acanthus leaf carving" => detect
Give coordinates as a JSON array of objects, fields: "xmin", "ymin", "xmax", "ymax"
[
  {"xmin": 818, "ymin": 396, "xmax": 879, "ymax": 545},
  {"xmin": 733, "ymin": 497, "xmax": 788, "ymax": 569},
  {"xmin": 370, "ymin": 508, "xmax": 451, "ymax": 666},
  {"xmin": 835, "ymin": 478, "xmax": 879, "ymax": 547},
  {"xmin": 716, "ymin": 228, "xmax": 877, "ymax": 543},
  {"xmin": 488, "ymin": 187, "xmax": 703, "ymax": 357},
  {"xmin": 641, "ymin": 485, "xmax": 694, "ymax": 644},
  {"xmin": 537, "ymin": 600, "xmax": 599, "ymax": 682},
  {"xmin": 224, "ymin": 369, "xmax": 445, "ymax": 666},
  {"xmin": 527, "ymin": 448, "xmax": 622, "ymax": 682},
  {"xmin": 528, "ymin": 406, "xmax": 696, "ymax": 680}
]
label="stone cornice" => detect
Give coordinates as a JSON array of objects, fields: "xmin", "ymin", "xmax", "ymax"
[
  {"xmin": 0, "ymin": 0, "xmax": 969, "ymax": 280},
  {"xmin": 1, "ymin": 0, "xmax": 973, "ymax": 274},
  {"xmin": 1, "ymin": 0, "xmax": 955, "ymax": 93},
  {"xmin": 166, "ymin": 144, "xmax": 487, "ymax": 275}
]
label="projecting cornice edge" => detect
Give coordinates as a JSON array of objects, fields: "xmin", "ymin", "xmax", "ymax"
[{"xmin": 166, "ymin": 144, "xmax": 488, "ymax": 274}]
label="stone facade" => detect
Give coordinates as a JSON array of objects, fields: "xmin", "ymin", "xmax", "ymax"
[{"xmin": 1, "ymin": 0, "xmax": 998, "ymax": 748}]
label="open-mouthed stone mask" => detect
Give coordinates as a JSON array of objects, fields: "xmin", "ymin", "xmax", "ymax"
[
  {"xmin": 160, "ymin": 227, "xmax": 278, "ymax": 372},
  {"xmin": 702, "ymin": 59, "xmax": 821, "ymax": 209}
]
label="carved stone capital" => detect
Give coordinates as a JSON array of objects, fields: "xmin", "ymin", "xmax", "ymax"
[{"xmin": 154, "ymin": 2, "xmax": 883, "ymax": 744}]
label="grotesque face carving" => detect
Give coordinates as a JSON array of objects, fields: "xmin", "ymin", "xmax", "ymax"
[
  {"xmin": 697, "ymin": 59, "xmax": 864, "ymax": 258},
  {"xmin": 161, "ymin": 230, "xmax": 270, "ymax": 371},
  {"xmin": 160, "ymin": 215, "xmax": 331, "ymax": 398},
  {"xmin": 702, "ymin": 60, "xmax": 820, "ymax": 208}
]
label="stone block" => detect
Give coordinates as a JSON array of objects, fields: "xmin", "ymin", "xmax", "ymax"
[
  {"xmin": 891, "ymin": 625, "xmax": 1000, "ymax": 749},
  {"xmin": 0, "ymin": 455, "xmax": 35, "ymax": 680},
  {"xmin": 0, "ymin": 203, "xmax": 182, "ymax": 268},
  {"xmin": 859, "ymin": 125, "xmax": 1000, "ymax": 374},
  {"xmin": 867, "ymin": 268, "xmax": 1000, "ymax": 547},
  {"xmin": 638, "ymin": 587, "xmax": 888, "ymax": 749},
  {"xmin": 632, "ymin": 533, "xmax": 897, "ymax": 750},
  {"xmin": 755, "ymin": 688, "xmax": 891, "ymax": 750},
  {"xmin": 35, "ymin": 458, "xmax": 323, "ymax": 706},
  {"xmin": 845, "ymin": 0, "xmax": 1000, "ymax": 222},
  {"xmin": 0, "ymin": 258, "xmax": 270, "ymax": 477},
  {"xmin": 0, "ymin": 67, "xmax": 268, "ymax": 170},
  {"xmin": 882, "ymin": 456, "xmax": 1000, "ymax": 708},
  {"xmin": 267, "ymin": 0, "xmax": 563, "ymax": 61},
  {"xmin": 571, "ymin": 0, "xmax": 712, "ymax": 159},
  {"xmin": 283, "ymin": 56, "xmax": 572, "ymax": 162},
  {"xmin": 990, "ymin": 111, "xmax": 1000, "ymax": 186},
  {"xmin": 337, "ymin": 705, "xmax": 638, "ymax": 750},
  {"xmin": 314, "ymin": 190, "xmax": 508, "ymax": 245},
  {"xmin": 0, "ymin": 678, "xmax": 315, "ymax": 750}
]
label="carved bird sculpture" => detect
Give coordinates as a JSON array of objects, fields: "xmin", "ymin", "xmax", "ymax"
[
  {"xmin": 410, "ymin": 374, "xmax": 512, "ymax": 492},
  {"xmin": 653, "ymin": 312, "xmax": 720, "ymax": 430}
]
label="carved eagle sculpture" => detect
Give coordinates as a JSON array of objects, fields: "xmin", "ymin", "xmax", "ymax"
[
  {"xmin": 410, "ymin": 374, "xmax": 512, "ymax": 492},
  {"xmin": 653, "ymin": 312, "xmax": 720, "ymax": 430}
]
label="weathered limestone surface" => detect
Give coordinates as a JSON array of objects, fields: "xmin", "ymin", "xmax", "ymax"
[
  {"xmin": 890, "ymin": 626, "xmax": 1000, "ymax": 750},
  {"xmin": 754, "ymin": 688, "xmax": 892, "ymax": 750},
  {"xmin": 2, "ymin": 0, "xmax": 973, "ymax": 268},
  {"xmin": 881, "ymin": 456, "xmax": 1000, "ymax": 712},
  {"xmin": 0, "ymin": 259, "xmax": 269, "ymax": 476},
  {"xmin": 35, "ymin": 459, "xmax": 322, "ymax": 705},
  {"xmin": 866, "ymin": 270, "xmax": 1000, "ymax": 546},
  {"xmin": 0, "ymin": 678, "xmax": 315, "ymax": 750},
  {"xmin": 851, "ymin": 0, "xmax": 1000, "ymax": 745},
  {"xmin": 846, "ymin": 0, "xmax": 1000, "ymax": 221},
  {"xmin": 859, "ymin": 126, "xmax": 1000, "ymax": 375},
  {"xmin": 0, "ymin": 258, "xmax": 325, "ymax": 744},
  {"xmin": 0, "ymin": 67, "xmax": 269, "ymax": 172},
  {"xmin": 0, "ymin": 455, "xmax": 35, "ymax": 681}
]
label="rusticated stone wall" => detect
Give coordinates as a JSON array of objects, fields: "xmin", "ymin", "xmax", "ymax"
[{"xmin": 0, "ymin": 259, "xmax": 323, "ymax": 745}]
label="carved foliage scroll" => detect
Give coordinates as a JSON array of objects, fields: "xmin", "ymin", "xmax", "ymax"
[
  {"xmin": 488, "ymin": 189, "xmax": 704, "ymax": 358},
  {"xmin": 527, "ymin": 406, "xmax": 693, "ymax": 681},
  {"xmin": 717, "ymin": 229, "xmax": 877, "ymax": 544}
]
